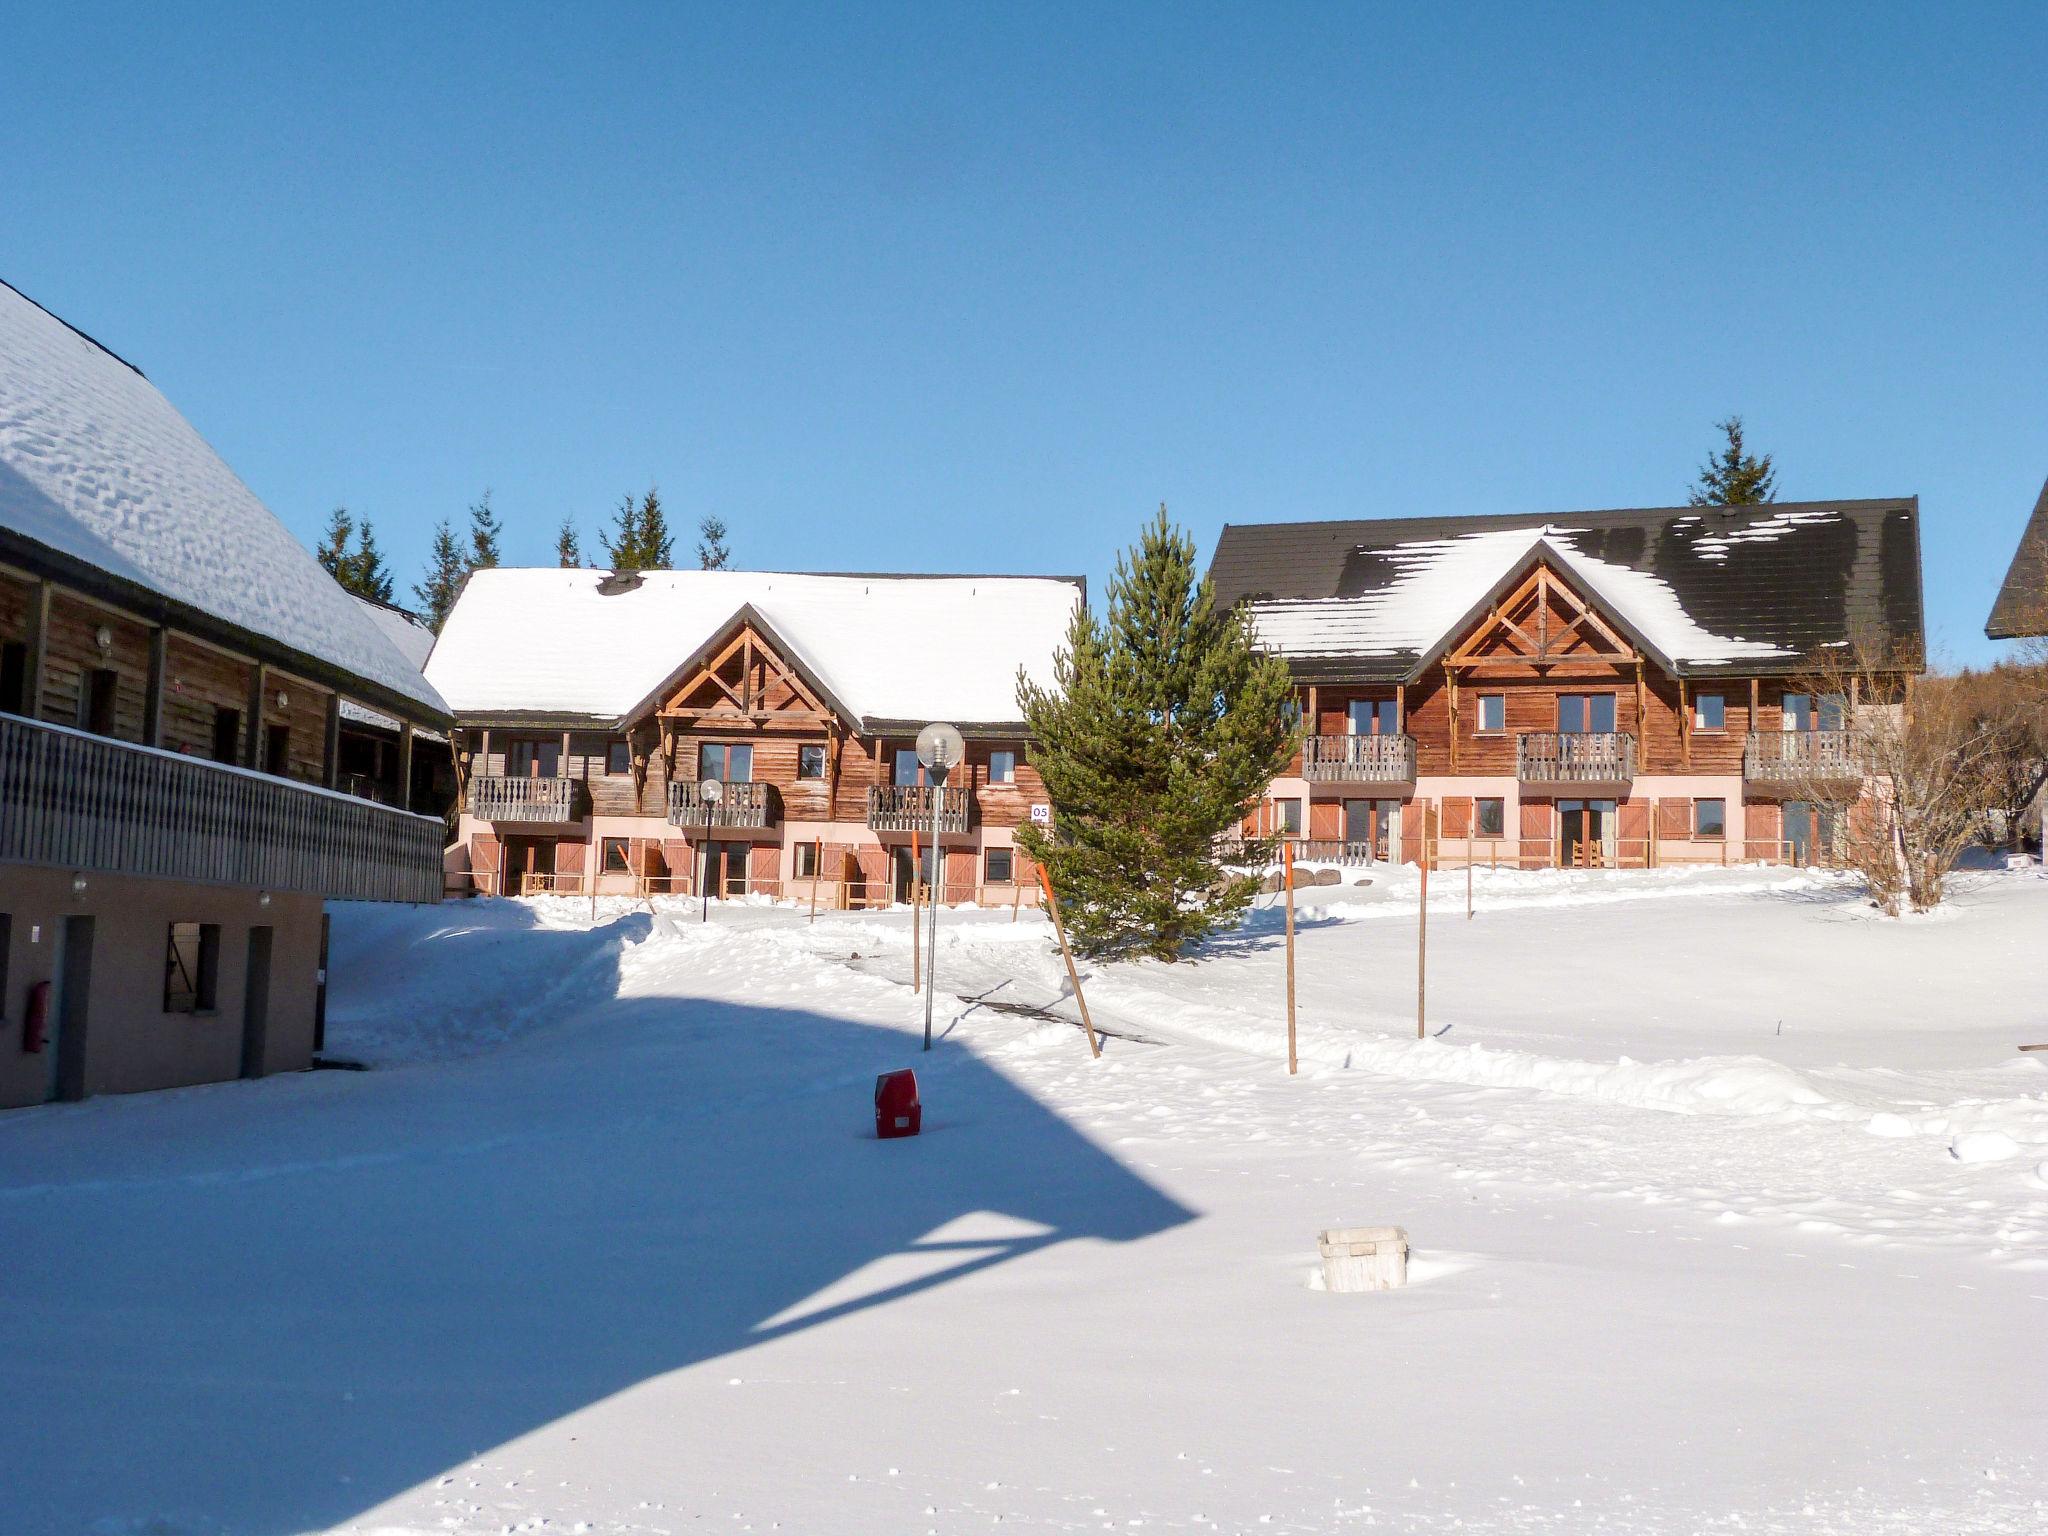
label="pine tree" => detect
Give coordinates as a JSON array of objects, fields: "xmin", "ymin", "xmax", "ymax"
[
  {"xmin": 601, "ymin": 491, "xmax": 643, "ymax": 569},
  {"xmin": 414, "ymin": 519, "xmax": 469, "ymax": 632},
  {"xmin": 316, "ymin": 506, "xmax": 354, "ymax": 581},
  {"xmin": 556, "ymin": 517, "xmax": 583, "ymax": 567},
  {"xmin": 697, "ymin": 513, "xmax": 731, "ymax": 570},
  {"xmin": 1689, "ymin": 417, "xmax": 1779, "ymax": 506},
  {"xmin": 636, "ymin": 486, "xmax": 674, "ymax": 569},
  {"xmin": 1016, "ymin": 506, "xmax": 1300, "ymax": 961},
  {"xmin": 467, "ymin": 490, "xmax": 504, "ymax": 569},
  {"xmin": 316, "ymin": 505, "xmax": 395, "ymax": 602}
]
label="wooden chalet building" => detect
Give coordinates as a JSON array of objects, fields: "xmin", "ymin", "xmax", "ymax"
[
  {"xmin": 1210, "ymin": 501, "xmax": 1924, "ymax": 868},
  {"xmin": 1985, "ymin": 472, "xmax": 2048, "ymax": 640},
  {"xmin": 426, "ymin": 567, "xmax": 1078, "ymax": 906},
  {"xmin": 0, "ymin": 280, "xmax": 451, "ymax": 1108}
]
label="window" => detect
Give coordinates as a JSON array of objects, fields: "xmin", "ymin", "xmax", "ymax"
[
  {"xmin": 699, "ymin": 742, "xmax": 753, "ymax": 782},
  {"xmin": 1476, "ymin": 797, "xmax": 1505, "ymax": 838},
  {"xmin": 1558, "ymin": 693, "xmax": 1617, "ymax": 733},
  {"xmin": 1271, "ymin": 798, "xmax": 1303, "ymax": 837},
  {"xmin": 79, "ymin": 668, "xmax": 118, "ymax": 735},
  {"xmin": 163, "ymin": 922, "xmax": 221, "ymax": 1013},
  {"xmin": 893, "ymin": 747, "xmax": 922, "ymax": 786},
  {"xmin": 607, "ymin": 740, "xmax": 632, "ymax": 776},
  {"xmin": 798, "ymin": 744, "xmax": 827, "ymax": 780},
  {"xmin": 265, "ymin": 723, "xmax": 291, "ymax": 777},
  {"xmin": 1348, "ymin": 699, "xmax": 1398, "ymax": 735},
  {"xmin": 1693, "ymin": 693, "xmax": 1726, "ymax": 731},
  {"xmin": 985, "ymin": 847, "xmax": 1015, "ymax": 884},
  {"xmin": 1477, "ymin": 693, "xmax": 1506, "ymax": 732},
  {"xmin": 1781, "ymin": 693, "xmax": 1843, "ymax": 731},
  {"xmin": 1695, "ymin": 798, "xmax": 1726, "ymax": 838},
  {"xmin": 506, "ymin": 738, "xmax": 561, "ymax": 777},
  {"xmin": 989, "ymin": 749, "xmax": 1017, "ymax": 785},
  {"xmin": 795, "ymin": 842, "xmax": 820, "ymax": 878},
  {"xmin": 0, "ymin": 640, "xmax": 25, "ymax": 715},
  {"xmin": 601, "ymin": 837, "xmax": 631, "ymax": 874},
  {"xmin": 211, "ymin": 707, "xmax": 241, "ymax": 765}
]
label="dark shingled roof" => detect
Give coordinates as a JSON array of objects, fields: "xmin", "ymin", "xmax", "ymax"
[
  {"xmin": 1208, "ymin": 498, "xmax": 1923, "ymax": 681},
  {"xmin": 1985, "ymin": 475, "xmax": 2048, "ymax": 640}
]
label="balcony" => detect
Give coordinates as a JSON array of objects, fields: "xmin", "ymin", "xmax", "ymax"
[
  {"xmin": 1301, "ymin": 733, "xmax": 1417, "ymax": 784},
  {"xmin": 1517, "ymin": 731, "xmax": 1636, "ymax": 785},
  {"xmin": 867, "ymin": 783, "xmax": 970, "ymax": 834},
  {"xmin": 1744, "ymin": 730, "xmax": 1866, "ymax": 785},
  {"xmin": 0, "ymin": 713, "xmax": 443, "ymax": 904},
  {"xmin": 468, "ymin": 774, "xmax": 578, "ymax": 823},
  {"xmin": 667, "ymin": 779, "xmax": 778, "ymax": 830}
]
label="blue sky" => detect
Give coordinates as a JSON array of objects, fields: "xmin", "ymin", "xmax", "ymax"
[{"xmin": 3, "ymin": 3, "xmax": 2043, "ymax": 664}]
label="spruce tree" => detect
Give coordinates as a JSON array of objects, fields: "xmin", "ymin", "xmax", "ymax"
[
  {"xmin": 601, "ymin": 491, "xmax": 643, "ymax": 569},
  {"xmin": 316, "ymin": 506, "xmax": 355, "ymax": 581},
  {"xmin": 1016, "ymin": 507, "xmax": 1300, "ymax": 961},
  {"xmin": 636, "ymin": 486, "xmax": 674, "ymax": 568},
  {"xmin": 467, "ymin": 490, "xmax": 504, "ymax": 569},
  {"xmin": 414, "ymin": 519, "xmax": 469, "ymax": 632},
  {"xmin": 316, "ymin": 505, "xmax": 395, "ymax": 602},
  {"xmin": 697, "ymin": 513, "xmax": 731, "ymax": 570},
  {"xmin": 556, "ymin": 517, "xmax": 583, "ymax": 567},
  {"xmin": 1689, "ymin": 417, "xmax": 1778, "ymax": 506}
]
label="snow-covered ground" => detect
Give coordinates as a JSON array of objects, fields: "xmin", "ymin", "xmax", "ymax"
[{"xmin": 3, "ymin": 865, "xmax": 2045, "ymax": 1535}]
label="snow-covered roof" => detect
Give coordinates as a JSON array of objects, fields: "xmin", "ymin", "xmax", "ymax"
[
  {"xmin": 426, "ymin": 568, "xmax": 1083, "ymax": 727},
  {"xmin": 350, "ymin": 593, "xmax": 437, "ymax": 672},
  {"xmin": 0, "ymin": 280, "xmax": 448, "ymax": 718},
  {"xmin": 1213, "ymin": 500, "xmax": 1924, "ymax": 679}
]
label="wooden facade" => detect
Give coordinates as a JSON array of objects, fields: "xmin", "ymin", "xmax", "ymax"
[{"xmin": 452, "ymin": 612, "xmax": 1051, "ymax": 906}]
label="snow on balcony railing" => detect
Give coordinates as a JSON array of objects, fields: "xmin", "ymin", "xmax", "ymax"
[
  {"xmin": 1300, "ymin": 733, "xmax": 1418, "ymax": 783},
  {"xmin": 0, "ymin": 712, "xmax": 443, "ymax": 904},
  {"xmin": 1516, "ymin": 731, "xmax": 1637, "ymax": 783}
]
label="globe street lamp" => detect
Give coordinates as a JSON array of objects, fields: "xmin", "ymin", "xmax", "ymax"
[
  {"xmin": 698, "ymin": 777, "xmax": 723, "ymax": 925},
  {"xmin": 915, "ymin": 722, "xmax": 965, "ymax": 1050}
]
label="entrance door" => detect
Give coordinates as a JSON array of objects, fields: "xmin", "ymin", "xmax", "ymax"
[
  {"xmin": 240, "ymin": 926, "xmax": 273, "ymax": 1079},
  {"xmin": 1784, "ymin": 802, "xmax": 1835, "ymax": 864},
  {"xmin": 501, "ymin": 836, "xmax": 546, "ymax": 895},
  {"xmin": 1347, "ymin": 699, "xmax": 1398, "ymax": 736},
  {"xmin": 1343, "ymin": 799, "xmax": 1398, "ymax": 861},
  {"xmin": 702, "ymin": 841, "xmax": 749, "ymax": 899},
  {"xmin": 50, "ymin": 915, "xmax": 94, "ymax": 1102},
  {"xmin": 891, "ymin": 844, "xmax": 940, "ymax": 904},
  {"xmin": 1559, "ymin": 799, "xmax": 1618, "ymax": 867}
]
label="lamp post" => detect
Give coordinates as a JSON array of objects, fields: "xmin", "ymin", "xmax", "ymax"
[
  {"xmin": 698, "ymin": 777, "xmax": 723, "ymax": 925},
  {"xmin": 916, "ymin": 723, "xmax": 965, "ymax": 1050}
]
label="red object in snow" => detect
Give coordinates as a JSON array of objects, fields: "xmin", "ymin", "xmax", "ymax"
[{"xmin": 874, "ymin": 1069, "xmax": 921, "ymax": 1139}]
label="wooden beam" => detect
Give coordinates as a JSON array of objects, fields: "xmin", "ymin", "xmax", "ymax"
[
  {"xmin": 398, "ymin": 721, "xmax": 416, "ymax": 814},
  {"xmin": 143, "ymin": 624, "xmax": 168, "ymax": 748},
  {"xmin": 322, "ymin": 689, "xmax": 341, "ymax": 787},
  {"xmin": 23, "ymin": 577, "xmax": 50, "ymax": 721},
  {"xmin": 1678, "ymin": 677, "xmax": 1690, "ymax": 770},
  {"xmin": 1446, "ymin": 662, "xmax": 1458, "ymax": 773},
  {"xmin": 244, "ymin": 662, "xmax": 266, "ymax": 769}
]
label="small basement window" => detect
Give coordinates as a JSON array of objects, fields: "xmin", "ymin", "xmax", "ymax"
[
  {"xmin": 1475, "ymin": 797, "xmax": 1505, "ymax": 838},
  {"xmin": 164, "ymin": 922, "xmax": 221, "ymax": 1014},
  {"xmin": 798, "ymin": 744, "xmax": 827, "ymax": 780},
  {"xmin": 989, "ymin": 749, "xmax": 1017, "ymax": 785},
  {"xmin": 1695, "ymin": 798, "xmax": 1727, "ymax": 838},
  {"xmin": 601, "ymin": 837, "xmax": 631, "ymax": 874},
  {"xmin": 1477, "ymin": 693, "xmax": 1506, "ymax": 732},
  {"xmin": 985, "ymin": 847, "xmax": 1015, "ymax": 884},
  {"xmin": 1694, "ymin": 693, "xmax": 1726, "ymax": 731}
]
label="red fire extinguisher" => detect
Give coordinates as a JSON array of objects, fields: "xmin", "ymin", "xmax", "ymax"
[{"xmin": 23, "ymin": 981, "xmax": 50, "ymax": 1053}]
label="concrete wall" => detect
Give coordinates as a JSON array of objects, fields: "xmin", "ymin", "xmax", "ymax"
[{"xmin": 0, "ymin": 866, "xmax": 323, "ymax": 1109}]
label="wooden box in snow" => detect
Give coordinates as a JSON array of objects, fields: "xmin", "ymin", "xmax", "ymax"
[{"xmin": 1318, "ymin": 1225, "xmax": 1408, "ymax": 1292}]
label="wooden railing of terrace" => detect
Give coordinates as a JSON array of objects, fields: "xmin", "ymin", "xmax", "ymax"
[
  {"xmin": 1300, "ymin": 734, "xmax": 1418, "ymax": 783},
  {"xmin": 866, "ymin": 784, "xmax": 971, "ymax": 834},
  {"xmin": 1515, "ymin": 731, "xmax": 1637, "ymax": 784},
  {"xmin": 0, "ymin": 713, "xmax": 444, "ymax": 903},
  {"xmin": 1743, "ymin": 730, "xmax": 1865, "ymax": 783},
  {"xmin": 468, "ymin": 774, "xmax": 578, "ymax": 822},
  {"xmin": 667, "ymin": 779, "xmax": 778, "ymax": 829}
]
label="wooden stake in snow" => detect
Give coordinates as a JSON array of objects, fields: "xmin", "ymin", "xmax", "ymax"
[
  {"xmin": 1036, "ymin": 867, "xmax": 1102, "ymax": 1060},
  {"xmin": 911, "ymin": 826, "xmax": 922, "ymax": 994},
  {"xmin": 1466, "ymin": 852, "xmax": 1473, "ymax": 920},
  {"xmin": 1416, "ymin": 815, "xmax": 1430, "ymax": 1041},
  {"xmin": 810, "ymin": 838, "xmax": 822, "ymax": 924},
  {"xmin": 1284, "ymin": 839, "xmax": 1298, "ymax": 1076}
]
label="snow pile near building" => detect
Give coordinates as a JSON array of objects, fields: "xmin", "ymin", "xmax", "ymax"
[
  {"xmin": 0, "ymin": 281, "xmax": 446, "ymax": 713},
  {"xmin": 426, "ymin": 567, "xmax": 1081, "ymax": 723}
]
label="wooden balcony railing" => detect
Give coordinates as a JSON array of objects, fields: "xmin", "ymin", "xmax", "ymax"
[
  {"xmin": 1744, "ymin": 730, "xmax": 1866, "ymax": 783},
  {"xmin": 1301, "ymin": 733, "xmax": 1417, "ymax": 783},
  {"xmin": 0, "ymin": 713, "xmax": 443, "ymax": 904},
  {"xmin": 1516, "ymin": 731, "xmax": 1637, "ymax": 784},
  {"xmin": 468, "ymin": 774, "xmax": 578, "ymax": 823},
  {"xmin": 667, "ymin": 779, "xmax": 777, "ymax": 829},
  {"xmin": 867, "ymin": 783, "xmax": 970, "ymax": 834}
]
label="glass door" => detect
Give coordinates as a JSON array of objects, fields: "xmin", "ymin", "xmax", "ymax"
[
  {"xmin": 699, "ymin": 742, "xmax": 754, "ymax": 782},
  {"xmin": 1347, "ymin": 699, "xmax": 1398, "ymax": 735}
]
